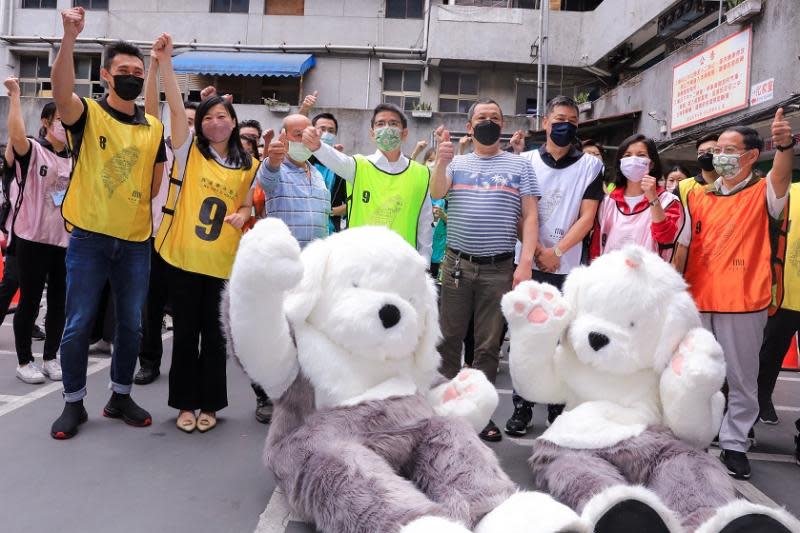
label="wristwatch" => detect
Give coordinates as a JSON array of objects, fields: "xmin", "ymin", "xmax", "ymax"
[
  {"xmin": 776, "ymin": 137, "xmax": 797, "ymax": 152},
  {"xmin": 554, "ymin": 245, "xmax": 563, "ymax": 258},
  {"xmin": 648, "ymin": 198, "xmax": 658, "ymax": 206}
]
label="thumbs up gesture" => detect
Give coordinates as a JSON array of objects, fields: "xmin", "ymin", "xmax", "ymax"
[
  {"xmin": 772, "ymin": 108, "xmax": 793, "ymax": 149},
  {"xmin": 435, "ymin": 125, "xmax": 455, "ymax": 165},
  {"xmin": 302, "ymin": 125, "xmax": 322, "ymax": 151},
  {"xmin": 299, "ymin": 90, "xmax": 319, "ymax": 116},
  {"xmin": 268, "ymin": 128, "xmax": 288, "ymax": 169}
]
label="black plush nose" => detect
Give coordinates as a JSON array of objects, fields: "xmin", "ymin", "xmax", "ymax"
[
  {"xmin": 588, "ymin": 332, "xmax": 610, "ymax": 351},
  {"xmin": 379, "ymin": 304, "xmax": 401, "ymax": 329}
]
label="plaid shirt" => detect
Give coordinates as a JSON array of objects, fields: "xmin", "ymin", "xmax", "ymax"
[{"xmin": 257, "ymin": 160, "xmax": 331, "ymax": 248}]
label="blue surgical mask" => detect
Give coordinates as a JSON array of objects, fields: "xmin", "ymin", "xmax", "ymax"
[{"xmin": 320, "ymin": 131, "xmax": 337, "ymax": 146}]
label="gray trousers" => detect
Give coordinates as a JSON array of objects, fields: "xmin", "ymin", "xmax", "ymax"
[
  {"xmin": 438, "ymin": 250, "xmax": 513, "ymax": 384},
  {"xmin": 701, "ymin": 311, "xmax": 768, "ymax": 452}
]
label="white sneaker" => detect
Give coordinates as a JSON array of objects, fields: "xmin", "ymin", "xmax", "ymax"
[
  {"xmin": 89, "ymin": 340, "xmax": 112, "ymax": 354},
  {"xmin": 16, "ymin": 362, "xmax": 45, "ymax": 384},
  {"xmin": 42, "ymin": 359, "xmax": 62, "ymax": 381}
]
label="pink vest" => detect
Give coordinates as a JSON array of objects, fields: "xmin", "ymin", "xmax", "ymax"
[
  {"xmin": 11, "ymin": 141, "xmax": 71, "ymax": 248},
  {"xmin": 596, "ymin": 191, "xmax": 680, "ymax": 261}
]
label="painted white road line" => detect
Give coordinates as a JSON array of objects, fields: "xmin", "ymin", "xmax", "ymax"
[
  {"xmin": 0, "ymin": 394, "xmax": 23, "ymax": 402},
  {"xmin": 776, "ymin": 405, "xmax": 800, "ymax": 413},
  {"xmin": 253, "ymin": 489, "xmax": 301, "ymax": 533},
  {"xmin": 497, "ymin": 388, "xmax": 512, "ymax": 395},
  {"xmin": 0, "ymin": 350, "xmax": 44, "ymax": 358},
  {"xmin": 733, "ymin": 479, "xmax": 780, "ymax": 508},
  {"xmin": 778, "ymin": 376, "xmax": 800, "ymax": 383},
  {"xmin": 0, "ymin": 332, "xmax": 172, "ymax": 419}
]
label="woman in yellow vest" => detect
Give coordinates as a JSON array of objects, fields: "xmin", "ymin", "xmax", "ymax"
[
  {"xmin": 151, "ymin": 35, "xmax": 257, "ymax": 433},
  {"xmin": 757, "ymin": 181, "xmax": 800, "ymax": 425}
]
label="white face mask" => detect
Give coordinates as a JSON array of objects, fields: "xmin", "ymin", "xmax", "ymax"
[
  {"xmin": 287, "ymin": 140, "xmax": 312, "ymax": 163},
  {"xmin": 619, "ymin": 155, "xmax": 651, "ymax": 183}
]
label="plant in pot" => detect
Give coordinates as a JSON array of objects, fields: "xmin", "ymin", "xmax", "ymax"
[
  {"xmin": 411, "ymin": 102, "xmax": 433, "ymax": 118},
  {"xmin": 264, "ymin": 97, "xmax": 291, "ymax": 113}
]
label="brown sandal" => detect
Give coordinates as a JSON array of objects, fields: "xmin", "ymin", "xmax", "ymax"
[
  {"xmin": 196, "ymin": 412, "xmax": 217, "ymax": 433},
  {"xmin": 176, "ymin": 411, "xmax": 196, "ymax": 433}
]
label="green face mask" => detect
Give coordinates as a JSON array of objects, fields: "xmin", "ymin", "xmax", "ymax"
[{"xmin": 374, "ymin": 126, "xmax": 403, "ymax": 152}]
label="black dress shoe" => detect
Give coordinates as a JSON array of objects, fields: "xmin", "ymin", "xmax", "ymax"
[
  {"xmin": 134, "ymin": 366, "xmax": 160, "ymax": 385},
  {"xmin": 31, "ymin": 324, "xmax": 46, "ymax": 341}
]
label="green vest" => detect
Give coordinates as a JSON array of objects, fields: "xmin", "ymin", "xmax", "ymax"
[{"xmin": 347, "ymin": 155, "xmax": 430, "ymax": 248}]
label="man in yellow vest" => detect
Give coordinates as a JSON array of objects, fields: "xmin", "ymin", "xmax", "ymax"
[
  {"xmin": 50, "ymin": 7, "xmax": 167, "ymax": 439},
  {"xmin": 677, "ymin": 109, "xmax": 795, "ymax": 479},
  {"xmin": 301, "ymin": 103, "xmax": 433, "ymax": 260},
  {"xmin": 757, "ymin": 181, "xmax": 800, "ymax": 426}
]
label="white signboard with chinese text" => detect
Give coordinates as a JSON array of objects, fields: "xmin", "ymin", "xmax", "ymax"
[
  {"xmin": 750, "ymin": 78, "xmax": 775, "ymax": 106},
  {"xmin": 671, "ymin": 27, "xmax": 752, "ymax": 132}
]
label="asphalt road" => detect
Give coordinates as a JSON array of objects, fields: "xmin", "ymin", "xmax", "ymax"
[{"xmin": 0, "ymin": 318, "xmax": 798, "ymax": 533}]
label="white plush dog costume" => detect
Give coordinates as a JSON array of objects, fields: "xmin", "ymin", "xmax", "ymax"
[
  {"xmin": 225, "ymin": 219, "xmax": 585, "ymax": 533},
  {"xmin": 502, "ymin": 245, "xmax": 800, "ymax": 533}
]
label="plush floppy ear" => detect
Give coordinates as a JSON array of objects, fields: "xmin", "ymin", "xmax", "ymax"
[
  {"xmin": 284, "ymin": 238, "xmax": 331, "ymax": 324},
  {"xmin": 653, "ymin": 290, "xmax": 702, "ymax": 371},
  {"xmin": 412, "ymin": 273, "xmax": 444, "ymax": 387}
]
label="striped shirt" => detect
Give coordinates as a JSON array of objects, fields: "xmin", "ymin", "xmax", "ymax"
[
  {"xmin": 257, "ymin": 160, "xmax": 331, "ymax": 248},
  {"xmin": 446, "ymin": 151, "xmax": 539, "ymax": 256}
]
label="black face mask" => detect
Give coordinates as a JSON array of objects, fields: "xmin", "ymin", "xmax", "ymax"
[
  {"xmin": 112, "ymin": 74, "xmax": 144, "ymax": 101},
  {"xmin": 471, "ymin": 120, "xmax": 502, "ymax": 146},
  {"xmin": 549, "ymin": 121, "xmax": 577, "ymax": 147},
  {"xmin": 697, "ymin": 152, "xmax": 715, "ymax": 172}
]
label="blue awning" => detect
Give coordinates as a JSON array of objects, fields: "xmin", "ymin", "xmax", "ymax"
[{"xmin": 172, "ymin": 51, "xmax": 315, "ymax": 78}]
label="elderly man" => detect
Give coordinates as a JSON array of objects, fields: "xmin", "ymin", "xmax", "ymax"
[{"xmin": 257, "ymin": 114, "xmax": 331, "ymax": 248}]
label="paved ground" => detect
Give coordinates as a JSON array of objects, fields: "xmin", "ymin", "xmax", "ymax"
[{"xmin": 0, "ymin": 319, "xmax": 798, "ymax": 533}]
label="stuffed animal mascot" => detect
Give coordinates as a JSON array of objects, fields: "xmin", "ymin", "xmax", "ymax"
[
  {"xmin": 502, "ymin": 245, "xmax": 800, "ymax": 533},
  {"xmin": 224, "ymin": 218, "xmax": 591, "ymax": 533}
]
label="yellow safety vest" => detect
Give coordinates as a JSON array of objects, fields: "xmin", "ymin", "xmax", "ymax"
[
  {"xmin": 62, "ymin": 98, "xmax": 164, "ymax": 242},
  {"xmin": 777, "ymin": 183, "xmax": 800, "ymax": 312},
  {"xmin": 346, "ymin": 155, "xmax": 429, "ymax": 249},
  {"xmin": 678, "ymin": 175, "xmax": 705, "ymax": 205},
  {"xmin": 155, "ymin": 140, "xmax": 257, "ymax": 279}
]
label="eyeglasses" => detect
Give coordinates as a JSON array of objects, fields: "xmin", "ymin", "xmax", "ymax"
[
  {"xmin": 374, "ymin": 120, "xmax": 403, "ymax": 128},
  {"xmin": 711, "ymin": 146, "xmax": 746, "ymax": 156}
]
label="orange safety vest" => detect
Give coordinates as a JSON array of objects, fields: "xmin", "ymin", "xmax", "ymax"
[{"xmin": 684, "ymin": 178, "xmax": 772, "ymax": 313}]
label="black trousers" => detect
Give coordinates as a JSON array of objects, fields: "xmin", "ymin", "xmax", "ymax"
[
  {"xmin": 13, "ymin": 237, "xmax": 66, "ymax": 364},
  {"xmin": 757, "ymin": 308, "xmax": 800, "ymax": 408},
  {"xmin": 139, "ymin": 241, "xmax": 170, "ymax": 370},
  {"xmin": 167, "ymin": 264, "xmax": 228, "ymax": 412}
]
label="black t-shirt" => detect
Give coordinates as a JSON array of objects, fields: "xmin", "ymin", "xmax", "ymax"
[{"xmin": 64, "ymin": 95, "xmax": 167, "ymax": 165}]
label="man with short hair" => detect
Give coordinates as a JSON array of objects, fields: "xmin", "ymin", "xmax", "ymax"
[
  {"xmin": 678, "ymin": 111, "xmax": 794, "ymax": 479},
  {"xmin": 302, "ymin": 102, "xmax": 433, "ymax": 259},
  {"xmin": 50, "ymin": 7, "xmax": 167, "ymax": 439},
  {"xmin": 310, "ymin": 112, "xmax": 347, "ymax": 232},
  {"xmin": 507, "ymin": 95, "xmax": 604, "ymax": 436},
  {"xmin": 430, "ymin": 98, "xmax": 540, "ymax": 442},
  {"xmin": 258, "ymin": 114, "xmax": 331, "ymax": 248},
  {"xmin": 672, "ymin": 133, "xmax": 720, "ymax": 273}
]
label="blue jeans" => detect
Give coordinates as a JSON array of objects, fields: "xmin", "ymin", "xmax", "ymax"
[{"xmin": 60, "ymin": 228, "xmax": 150, "ymax": 403}]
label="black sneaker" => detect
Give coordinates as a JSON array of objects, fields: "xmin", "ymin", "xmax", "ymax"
[
  {"xmin": 504, "ymin": 398, "xmax": 533, "ymax": 436},
  {"xmin": 255, "ymin": 396, "xmax": 273, "ymax": 424},
  {"xmin": 51, "ymin": 401, "xmax": 88, "ymax": 439},
  {"xmin": 719, "ymin": 449, "xmax": 751, "ymax": 479},
  {"xmin": 133, "ymin": 366, "xmax": 160, "ymax": 385},
  {"xmin": 759, "ymin": 402, "xmax": 779, "ymax": 425},
  {"xmin": 479, "ymin": 419, "xmax": 502, "ymax": 442},
  {"xmin": 31, "ymin": 324, "xmax": 46, "ymax": 341},
  {"xmin": 547, "ymin": 404, "xmax": 565, "ymax": 426},
  {"xmin": 748, "ymin": 427, "xmax": 757, "ymax": 448},
  {"xmin": 794, "ymin": 419, "xmax": 800, "ymax": 467},
  {"xmin": 103, "ymin": 392, "xmax": 152, "ymax": 427}
]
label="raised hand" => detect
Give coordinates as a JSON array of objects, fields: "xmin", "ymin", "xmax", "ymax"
[
  {"xmin": 151, "ymin": 33, "xmax": 173, "ymax": 63},
  {"xmin": 641, "ymin": 175, "xmax": 658, "ymax": 201},
  {"xmin": 302, "ymin": 91, "xmax": 318, "ymax": 109},
  {"xmin": 268, "ymin": 129, "xmax": 288, "ymax": 169},
  {"xmin": 200, "ymin": 86, "xmax": 218, "ymax": 101},
  {"xmin": 435, "ymin": 126, "xmax": 454, "ymax": 165},
  {"xmin": 3, "ymin": 77, "xmax": 20, "ymax": 97},
  {"xmin": 415, "ymin": 139, "xmax": 428, "ymax": 151},
  {"xmin": 262, "ymin": 128, "xmax": 275, "ymax": 148},
  {"xmin": 302, "ymin": 125, "xmax": 322, "ymax": 151},
  {"xmin": 772, "ymin": 108, "xmax": 793, "ymax": 147},
  {"xmin": 61, "ymin": 7, "xmax": 85, "ymax": 39},
  {"xmin": 509, "ymin": 130, "xmax": 525, "ymax": 154}
]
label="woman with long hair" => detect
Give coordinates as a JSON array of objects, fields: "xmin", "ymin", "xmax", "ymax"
[
  {"xmin": 151, "ymin": 35, "xmax": 258, "ymax": 433},
  {"xmin": 589, "ymin": 134, "xmax": 682, "ymax": 262},
  {"xmin": 4, "ymin": 77, "xmax": 71, "ymax": 385}
]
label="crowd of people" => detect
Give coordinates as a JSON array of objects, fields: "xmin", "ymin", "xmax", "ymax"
[{"xmin": 1, "ymin": 7, "xmax": 799, "ymax": 484}]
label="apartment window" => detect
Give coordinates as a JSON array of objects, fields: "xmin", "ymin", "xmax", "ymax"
[
  {"xmin": 265, "ymin": 0, "xmax": 304, "ymax": 15},
  {"xmin": 21, "ymin": 0, "xmax": 57, "ymax": 7},
  {"xmin": 382, "ymin": 68, "xmax": 422, "ymax": 111},
  {"xmin": 439, "ymin": 72, "xmax": 478, "ymax": 113},
  {"xmin": 18, "ymin": 54, "xmax": 102, "ymax": 98},
  {"xmin": 386, "ymin": 0, "xmax": 424, "ymax": 19},
  {"xmin": 210, "ymin": 0, "xmax": 249, "ymax": 13},
  {"xmin": 73, "ymin": 0, "xmax": 109, "ymax": 8}
]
